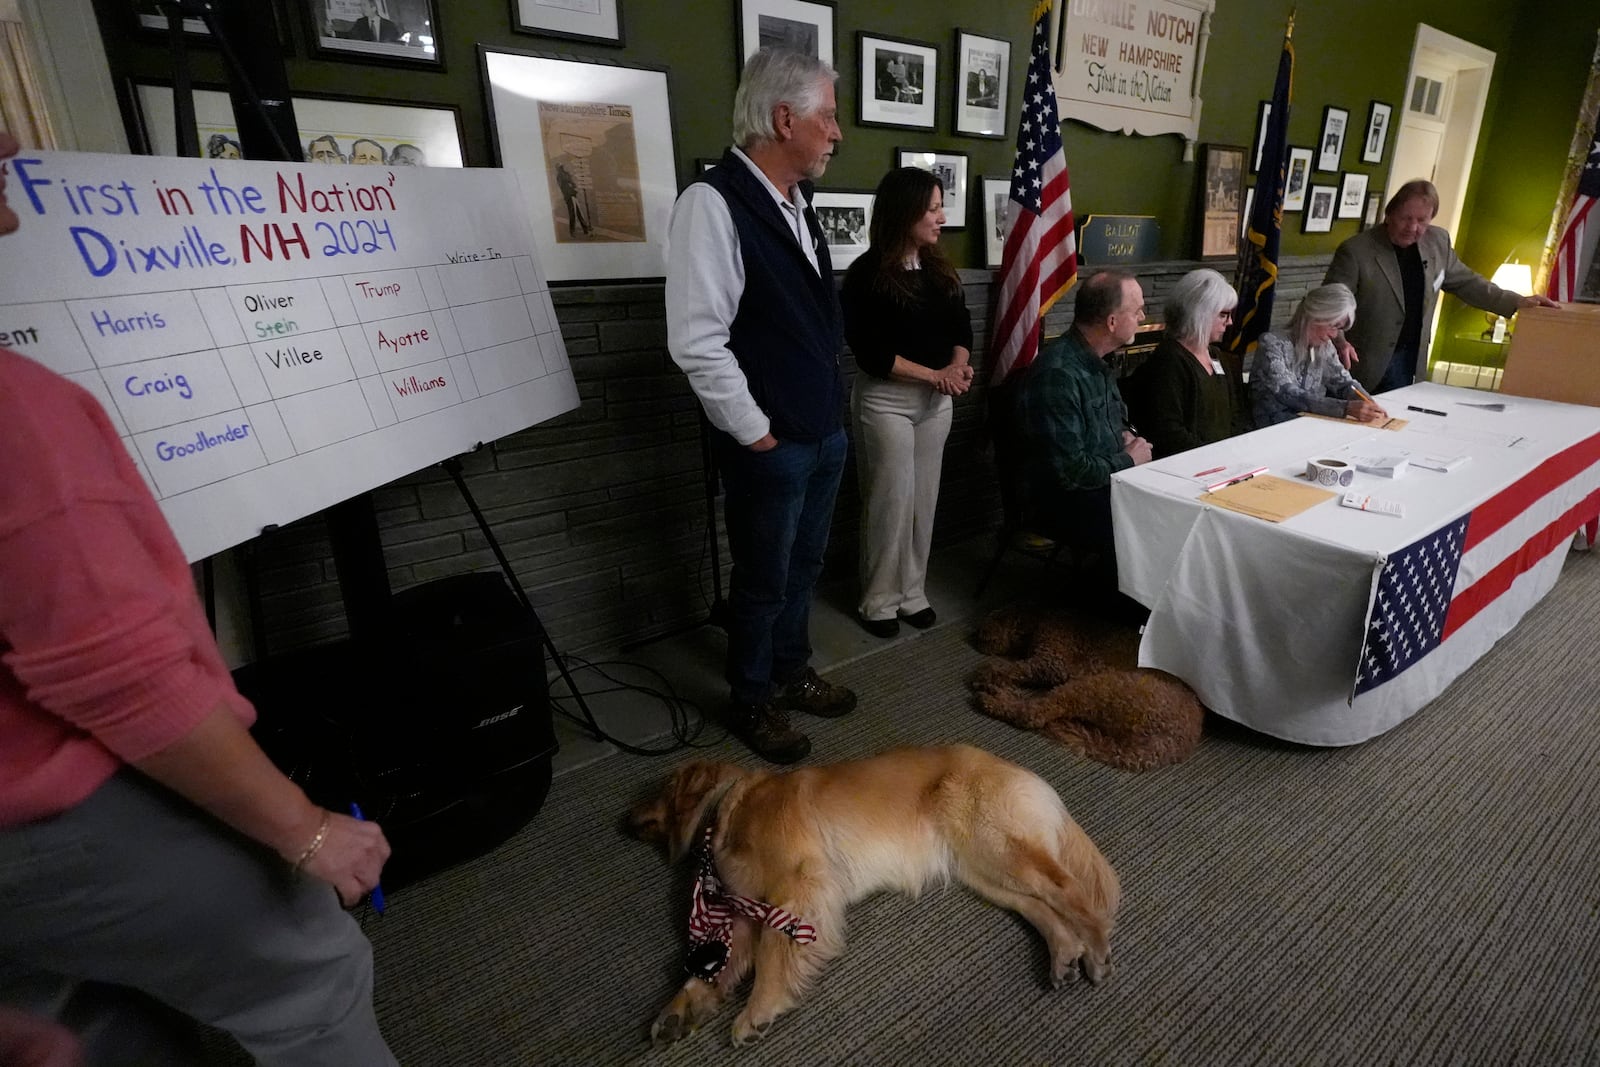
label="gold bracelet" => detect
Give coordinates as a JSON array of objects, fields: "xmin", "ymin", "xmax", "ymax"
[{"xmin": 292, "ymin": 810, "xmax": 332, "ymax": 871}]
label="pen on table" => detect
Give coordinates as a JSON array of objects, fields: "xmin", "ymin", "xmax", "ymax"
[
  {"xmin": 1407, "ymin": 405, "xmax": 1447, "ymax": 417},
  {"xmin": 349, "ymin": 802, "xmax": 386, "ymax": 915},
  {"xmin": 1193, "ymin": 465, "xmax": 1227, "ymax": 478}
]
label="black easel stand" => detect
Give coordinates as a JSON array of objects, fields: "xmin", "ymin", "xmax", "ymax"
[{"xmin": 620, "ymin": 412, "xmax": 729, "ymax": 651}]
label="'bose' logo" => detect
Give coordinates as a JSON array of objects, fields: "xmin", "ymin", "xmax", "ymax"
[{"xmin": 472, "ymin": 704, "xmax": 524, "ymax": 730}]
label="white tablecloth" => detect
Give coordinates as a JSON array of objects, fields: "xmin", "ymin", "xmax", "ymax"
[{"xmin": 1111, "ymin": 382, "xmax": 1600, "ymax": 744}]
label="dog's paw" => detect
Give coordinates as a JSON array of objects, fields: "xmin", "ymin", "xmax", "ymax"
[
  {"xmin": 1080, "ymin": 951, "xmax": 1114, "ymax": 986},
  {"xmin": 650, "ymin": 1008, "xmax": 693, "ymax": 1046},
  {"xmin": 730, "ymin": 1011, "xmax": 774, "ymax": 1047}
]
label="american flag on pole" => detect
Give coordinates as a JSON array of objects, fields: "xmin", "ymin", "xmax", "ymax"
[
  {"xmin": 1546, "ymin": 116, "xmax": 1600, "ymax": 302},
  {"xmin": 1356, "ymin": 433, "xmax": 1600, "ymax": 696},
  {"xmin": 988, "ymin": 0, "xmax": 1076, "ymax": 385}
]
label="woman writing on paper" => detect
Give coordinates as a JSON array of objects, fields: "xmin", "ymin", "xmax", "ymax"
[
  {"xmin": 1250, "ymin": 283, "xmax": 1389, "ymax": 427},
  {"xmin": 841, "ymin": 167, "xmax": 974, "ymax": 638},
  {"xmin": 1123, "ymin": 268, "xmax": 1248, "ymax": 458}
]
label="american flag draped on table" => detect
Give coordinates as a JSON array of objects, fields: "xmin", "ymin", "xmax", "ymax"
[
  {"xmin": 988, "ymin": 0, "xmax": 1076, "ymax": 385},
  {"xmin": 1545, "ymin": 113, "xmax": 1600, "ymax": 302},
  {"xmin": 1356, "ymin": 433, "xmax": 1600, "ymax": 696}
]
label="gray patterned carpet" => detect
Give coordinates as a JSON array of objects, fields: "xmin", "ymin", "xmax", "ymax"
[{"xmin": 357, "ymin": 552, "xmax": 1600, "ymax": 1066}]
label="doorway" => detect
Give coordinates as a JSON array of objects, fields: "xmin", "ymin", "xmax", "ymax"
[{"xmin": 1389, "ymin": 25, "xmax": 1496, "ymax": 243}]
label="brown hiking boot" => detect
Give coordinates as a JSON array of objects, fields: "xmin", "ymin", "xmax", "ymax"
[
  {"xmin": 728, "ymin": 701, "xmax": 811, "ymax": 764},
  {"xmin": 771, "ymin": 666, "xmax": 857, "ymax": 718}
]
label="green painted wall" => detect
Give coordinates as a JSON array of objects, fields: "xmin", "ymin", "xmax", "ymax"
[{"xmin": 93, "ymin": 0, "xmax": 1593, "ymax": 274}]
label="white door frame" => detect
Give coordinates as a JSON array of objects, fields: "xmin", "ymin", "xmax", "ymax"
[{"xmin": 1394, "ymin": 24, "xmax": 1496, "ymax": 239}]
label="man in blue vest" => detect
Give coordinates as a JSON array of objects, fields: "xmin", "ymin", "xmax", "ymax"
[{"xmin": 666, "ymin": 48, "xmax": 854, "ymax": 763}]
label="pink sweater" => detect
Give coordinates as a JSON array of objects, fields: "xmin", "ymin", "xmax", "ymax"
[{"xmin": 0, "ymin": 349, "xmax": 255, "ymax": 828}]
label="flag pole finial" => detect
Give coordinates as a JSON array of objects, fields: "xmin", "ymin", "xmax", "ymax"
[{"xmin": 1286, "ymin": 9, "xmax": 1295, "ymax": 41}]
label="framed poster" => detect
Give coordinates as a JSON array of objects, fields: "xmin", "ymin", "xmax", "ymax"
[
  {"xmin": 1303, "ymin": 184, "xmax": 1336, "ymax": 233},
  {"xmin": 1362, "ymin": 100, "xmax": 1393, "ymax": 164},
  {"xmin": 1317, "ymin": 106, "xmax": 1349, "ymax": 172},
  {"xmin": 1337, "ymin": 172, "xmax": 1368, "ymax": 219},
  {"xmin": 131, "ymin": 81, "xmax": 465, "ymax": 167},
  {"xmin": 896, "ymin": 148, "xmax": 968, "ymax": 229},
  {"xmin": 811, "ymin": 190, "xmax": 873, "ymax": 270},
  {"xmin": 738, "ymin": 0, "xmax": 835, "ymax": 66},
  {"xmin": 304, "ymin": 0, "xmax": 442, "ymax": 67},
  {"xmin": 482, "ymin": 47, "xmax": 678, "ymax": 281},
  {"xmin": 953, "ymin": 29, "xmax": 1009, "ymax": 139},
  {"xmin": 982, "ymin": 176, "xmax": 1010, "ymax": 268},
  {"xmin": 1197, "ymin": 143, "xmax": 1245, "ymax": 259},
  {"xmin": 859, "ymin": 32, "xmax": 938, "ymax": 130},
  {"xmin": 513, "ymin": 0, "xmax": 622, "ymax": 45},
  {"xmin": 1283, "ymin": 146, "xmax": 1312, "ymax": 211}
]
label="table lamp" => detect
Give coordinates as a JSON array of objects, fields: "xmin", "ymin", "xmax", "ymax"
[{"xmin": 1486, "ymin": 260, "xmax": 1533, "ymax": 343}]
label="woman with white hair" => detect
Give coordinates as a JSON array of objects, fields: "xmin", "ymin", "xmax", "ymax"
[
  {"xmin": 1250, "ymin": 282, "xmax": 1388, "ymax": 427},
  {"xmin": 1123, "ymin": 268, "xmax": 1246, "ymax": 458}
]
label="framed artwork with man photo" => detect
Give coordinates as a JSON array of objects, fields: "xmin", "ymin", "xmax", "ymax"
[
  {"xmin": 513, "ymin": 0, "xmax": 622, "ymax": 46},
  {"xmin": 1283, "ymin": 146, "xmax": 1313, "ymax": 211},
  {"xmin": 953, "ymin": 29, "xmax": 1009, "ymax": 139},
  {"xmin": 860, "ymin": 32, "xmax": 938, "ymax": 130},
  {"xmin": 1303, "ymin": 184, "xmax": 1337, "ymax": 233},
  {"xmin": 1362, "ymin": 100, "xmax": 1393, "ymax": 164},
  {"xmin": 1337, "ymin": 172, "xmax": 1368, "ymax": 219},
  {"xmin": 1317, "ymin": 106, "xmax": 1349, "ymax": 172},
  {"xmin": 304, "ymin": 0, "xmax": 441, "ymax": 67},
  {"xmin": 982, "ymin": 176, "xmax": 1010, "ymax": 268},
  {"xmin": 811, "ymin": 190, "xmax": 873, "ymax": 270},
  {"xmin": 1197, "ymin": 143, "xmax": 1246, "ymax": 259},
  {"xmin": 896, "ymin": 148, "xmax": 968, "ymax": 229},
  {"xmin": 738, "ymin": 0, "xmax": 835, "ymax": 66}
]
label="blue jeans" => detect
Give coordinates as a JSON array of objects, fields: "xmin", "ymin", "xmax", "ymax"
[
  {"xmin": 1376, "ymin": 345, "xmax": 1418, "ymax": 392},
  {"xmin": 715, "ymin": 428, "xmax": 847, "ymax": 705}
]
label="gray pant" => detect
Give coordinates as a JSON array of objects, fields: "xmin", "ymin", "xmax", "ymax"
[
  {"xmin": 0, "ymin": 771, "xmax": 397, "ymax": 1066},
  {"xmin": 852, "ymin": 376, "xmax": 953, "ymax": 621}
]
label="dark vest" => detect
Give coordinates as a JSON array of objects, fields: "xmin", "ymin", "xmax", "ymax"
[{"xmin": 695, "ymin": 150, "xmax": 844, "ymax": 442}]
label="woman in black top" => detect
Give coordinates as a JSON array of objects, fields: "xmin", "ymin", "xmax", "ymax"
[{"xmin": 841, "ymin": 167, "xmax": 974, "ymax": 637}]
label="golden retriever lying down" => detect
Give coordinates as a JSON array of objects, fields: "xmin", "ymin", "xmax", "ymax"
[{"xmin": 626, "ymin": 744, "xmax": 1120, "ymax": 1047}]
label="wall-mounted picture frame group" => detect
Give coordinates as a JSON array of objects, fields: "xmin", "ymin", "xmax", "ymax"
[
  {"xmin": 953, "ymin": 29, "xmax": 1008, "ymax": 139},
  {"xmin": 1283, "ymin": 146, "xmax": 1312, "ymax": 211},
  {"xmin": 981, "ymin": 176, "xmax": 1010, "ymax": 268},
  {"xmin": 304, "ymin": 0, "xmax": 442, "ymax": 67},
  {"xmin": 1362, "ymin": 100, "xmax": 1393, "ymax": 164},
  {"xmin": 811, "ymin": 189, "xmax": 873, "ymax": 269},
  {"xmin": 1337, "ymin": 171, "xmax": 1369, "ymax": 219},
  {"xmin": 860, "ymin": 32, "xmax": 938, "ymax": 130},
  {"xmin": 130, "ymin": 80, "xmax": 465, "ymax": 167},
  {"xmin": 513, "ymin": 0, "xmax": 622, "ymax": 46},
  {"xmin": 1303, "ymin": 184, "xmax": 1337, "ymax": 233},
  {"xmin": 1317, "ymin": 106, "xmax": 1349, "ymax": 172},
  {"xmin": 739, "ymin": 0, "xmax": 835, "ymax": 66},
  {"xmin": 896, "ymin": 147, "xmax": 968, "ymax": 228},
  {"xmin": 1197, "ymin": 143, "xmax": 1246, "ymax": 259}
]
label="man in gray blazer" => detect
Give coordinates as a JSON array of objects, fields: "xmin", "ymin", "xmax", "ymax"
[{"xmin": 1324, "ymin": 179, "xmax": 1558, "ymax": 393}]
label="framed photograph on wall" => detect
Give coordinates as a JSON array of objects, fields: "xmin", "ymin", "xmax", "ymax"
[
  {"xmin": 860, "ymin": 32, "xmax": 938, "ymax": 130},
  {"xmin": 1197, "ymin": 143, "xmax": 1246, "ymax": 259},
  {"xmin": 482, "ymin": 47, "xmax": 678, "ymax": 281},
  {"xmin": 982, "ymin": 176, "xmax": 1010, "ymax": 268},
  {"xmin": 738, "ymin": 0, "xmax": 835, "ymax": 66},
  {"xmin": 1364, "ymin": 190, "xmax": 1384, "ymax": 229},
  {"xmin": 130, "ymin": 80, "xmax": 465, "ymax": 167},
  {"xmin": 1303, "ymin": 184, "xmax": 1337, "ymax": 233},
  {"xmin": 513, "ymin": 0, "xmax": 622, "ymax": 45},
  {"xmin": 896, "ymin": 148, "xmax": 968, "ymax": 228},
  {"xmin": 304, "ymin": 0, "xmax": 442, "ymax": 67},
  {"xmin": 1283, "ymin": 146, "xmax": 1313, "ymax": 211},
  {"xmin": 1250, "ymin": 101, "xmax": 1271, "ymax": 173},
  {"xmin": 1337, "ymin": 172, "xmax": 1369, "ymax": 219},
  {"xmin": 1361, "ymin": 100, "xmax": 1393, "ymax": 164},
  {"xmin": 953, "ymin": 29, "xmax": 1009, "ymax": 139},
  {"xmin": 1317, "ymin": 106, "xmax": 1349, "ymax": 172},
  {"xmin": 811, "ymin": 190, "xmax": 873, "ymax": 270}
]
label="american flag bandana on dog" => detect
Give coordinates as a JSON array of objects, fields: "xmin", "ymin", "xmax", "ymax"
[{"xmin": 685, "ymin": 824, "xmax": 816, "ymax": 982}]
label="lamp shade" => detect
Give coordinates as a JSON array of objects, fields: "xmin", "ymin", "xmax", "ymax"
[{"xmin": 1491, "ymin": 261, "xmax": 1533, "ymax": 295}]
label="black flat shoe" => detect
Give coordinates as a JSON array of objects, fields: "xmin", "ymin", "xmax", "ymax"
[
  {"xmin": 857, "ymin": 613, "xmax": 900, "ymax": 638},
  {"xmin": 899, "ymin": 607, "xmax": 937, "ymax": 629}
]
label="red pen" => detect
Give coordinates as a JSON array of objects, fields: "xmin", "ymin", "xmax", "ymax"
[{"xmin": 1193, "ymin": 465, "xmax": 1226, "ymax": 477}]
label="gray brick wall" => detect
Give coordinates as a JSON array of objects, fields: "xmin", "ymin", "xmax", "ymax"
[{"xmin": 247, "ymin": 254, "xmax": 1333, "ymax": 655}]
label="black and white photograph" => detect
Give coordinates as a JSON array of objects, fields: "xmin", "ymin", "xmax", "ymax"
[
  {"xmin": 1317, "ymin": 105, "xmax": 1349, "ymax": 172},
  {"xmin": 1251, "ymin": 100, "xmax": 1271, "ymax": 173},
  {"xmin": 859, "ymin": 32, "xmax": 938, "ymax": 130},
  {"xmin": 738, "ymin": 0, "xmax": 835, "ymax": 66},
  {"xmin": 811, "ymin": 189, "xmax": 873, "ymax": 269},
  {"xmin": 896, "ymin": 148, "xmax": 968, "ymax": 228},
  {"xmin": 305, "ymin": 0, "xmax": 441, "ymax": 67},
  {"xmin": 1198, "ymin": 144, "xmax": 1246, "ymax": 259},
  {"xmin": 1303, "ymin": 183, "xmax": 1336, "ymax": 233},
  {"xmin": 982, "ymin": 176, "xmax": 1010, "ymax": 267},
  {"xmin": 1337, "ymin": 171, "xmax": 1369, "ymax": 219},
  {"xmin": 1364, "ymin": 190, "xmax": 1383, "ymax": 228},
  {"xmin": 953, "ymin": 29, "xmax": 1009, "ymax": 139},
  {"xmin": 513, "ymin": 0, "xmax": 623, "ymax": 46},
  {"xmin": 1362, "ymin": 100, "xmax": 1393, "ymax": 164},
  {"xmin": 1284, "ymin": 146, "xmax": 1313, "ymax": 211}
]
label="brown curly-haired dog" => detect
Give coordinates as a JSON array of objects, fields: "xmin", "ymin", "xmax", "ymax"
[{"xmin": 970, "ymin": 604, "xmax": 1205, "ymax": 771}]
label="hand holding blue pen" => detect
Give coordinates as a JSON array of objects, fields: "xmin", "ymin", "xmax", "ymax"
[{"xmin": 349, "ymin": 803, "xmax": 387, "ymax": 914}]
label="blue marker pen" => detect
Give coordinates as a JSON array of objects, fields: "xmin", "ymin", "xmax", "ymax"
[{"xmin": 349, "ymin": 803, "xmax": 386, "ymax": 915}]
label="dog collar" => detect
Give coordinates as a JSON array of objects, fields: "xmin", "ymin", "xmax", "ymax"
[{"xmin": 685, "ymin": 823, "xmax": 816, "ymax": 982}]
